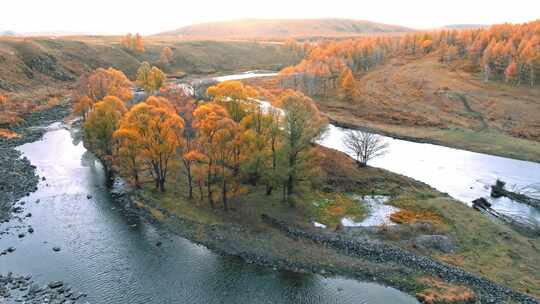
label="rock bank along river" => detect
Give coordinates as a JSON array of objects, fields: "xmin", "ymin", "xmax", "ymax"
[{"xmin": 0, "ymin": 123, "xmax": 418, "ymax": 303}]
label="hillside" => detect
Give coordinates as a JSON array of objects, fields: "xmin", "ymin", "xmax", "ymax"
[
  {"xmin": 157, "ymin": 18, "xmax": 413, "ymax": 39},
  {"xmin": 0, "ymin": 36, "xmax": 300, "ymax": 94},
  {"xmin": 248, "ymin": 54, "xmax": 540, "ymax": 162}
]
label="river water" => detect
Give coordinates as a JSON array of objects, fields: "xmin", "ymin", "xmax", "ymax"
[
  {"xmin": 320, "ymin": 125, "xmax": 540, "ymax": 228},
  {"xmin": 0, "ymin": 123, "xmax": 418, "ymax": 303}
]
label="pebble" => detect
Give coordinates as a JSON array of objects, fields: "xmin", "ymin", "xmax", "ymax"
[{"xmin": 48, "ymin": 281, "xmax": 63, "ymax": 289}]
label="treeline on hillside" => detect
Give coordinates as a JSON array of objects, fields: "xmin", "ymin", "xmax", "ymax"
[
  {"xmin": 279, "ymin": 20, "xmax": 540, "ymax": 98},
  {"xmin": 73, "ymin": 66, "xmax": 327, "ymax": 210}
]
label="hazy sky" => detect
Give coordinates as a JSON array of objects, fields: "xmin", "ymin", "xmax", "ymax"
[{"xmin": 2, "ymin": 0, "xmax": 539, "ymax": 35}]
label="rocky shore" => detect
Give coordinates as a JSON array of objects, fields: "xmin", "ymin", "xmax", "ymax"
[
  {"xmin": 0, "ymin": 273, "xmax": 88, "ymax": 304},
  {"xmin": 0, "ymin": 102, "xmax": 70, "ymax": 223}
]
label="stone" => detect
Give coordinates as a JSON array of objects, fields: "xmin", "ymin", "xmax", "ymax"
[
  {"xmin": 48, "ymin": 281, "xmax": 63, "ymax": 289},
  {"xmin": 28, "ymin": 227, "xmax": 34, "ymax": 233},
  {"xmin": 86, "ymin": 195, "xmax": 92, "ymax": 199},
  {"xmin": 156, "ymin": 241, "xmax": 162, "ymax": 247},
  {"xmin": 7, "ymin": 247, "xmax": 15, "ymax": 253},
  {"xmin": 413, "ymin": 235, "xmax": 456, "ymax": 253},
  {"xmin": 25, "ymin": 213, "xmax": 32, "ymax": 218},
  {"xmin": 52, "ymin": 246, "xmax": 61, "ymax": 252},
  {"xmin": 18, "ymin": 233, "xmax": 25, "ymax": 238}
]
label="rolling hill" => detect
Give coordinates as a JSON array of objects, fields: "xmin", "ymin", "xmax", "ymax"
[{"xmin": 157, "ymin": 18, "xmax": 413, "ymax": 39}]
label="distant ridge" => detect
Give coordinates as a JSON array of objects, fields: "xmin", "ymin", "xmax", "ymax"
[
  {"xmin": 157, "ymin": 18, "xmax": 413, "ymax": 39},
  {"xmin": 442, "ymin": 24, "xmax": 490, "ymax": 30}
]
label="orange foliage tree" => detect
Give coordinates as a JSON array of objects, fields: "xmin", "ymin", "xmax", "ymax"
[
  {"xmin": 193, "ymin": 102, "xmax": 235, "ymax": 208},
  {"xmin": 137, "ymin": 62, "xmax": 166, "ymax": 93},
  {"xmin": 159, "ymin": 47, "xmax": 174, "ymax": 67},
  {"xmin": 115, "ymin": 96, "xmax": 184, "ymax": 192},
  {"xmin": 84, "ymin": 96, "xmax": 127, "ymax": 157},
  {"xmin": 73, "ymin": 68, "xmax": 132, "ymax": 120},
  {"xmin": 277, "ymin": 91, "xmax": 327, "ymax": 205},
  {"xmin": 339, "ymin": 68, "xmax": 357, "ymax": 101},
  {"xmin": 206, "ymin": 81, "xmax": 258, "ymax": 123}
]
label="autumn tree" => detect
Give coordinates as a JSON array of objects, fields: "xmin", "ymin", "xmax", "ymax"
[
  {"xmin": 343, "ymin": 130, "xmax": 388, "ymax": 167},
  {"xmin": 277, "ymin": 91, "xmax": 327, "ymax": 206},
  {"xmin": 137, "ymin": 62, "xmax": 166, "ymax": 93},
  {"xmin": 159, "ymin": 47, "xmax": 174, "ymax": 67},
  {"xmin": 193, "ymin": 103, "xmax": 234, "ymax": 208},
  {"xmin": 505, "ymin": 61, "xmax": 519, "ymax": 84},
  {"xmin": 84, "ymin": 95, "xmax": 127, "ymax": 180},
  {"xmin": 121, "ymin": 33, "xmax": 133, "ymax": 50},
  {"xmin": 76, "ymin": 68, "xmax": 132, "ymax": 104},
  {"xmin": 121, "ymin": 33, "xmax": 144, "ymax": 53},
  {"xmin": 72, "ymin": 68, "xmax": 132, "ymax": 121},
  {"xmin": 113, "ymin": 127, "xmax": 143, "ymax": 188},
  {"xmin": 134, "ymin": 33, "xmax": 145, "ymax": 53},
  {"xmin": 72, "ymin": 96, "xmax": 93, "ymax": 120},
  {"xmin": 339, "ymin": 68, "xmax": 357, "ymax": 101},
  {"xmin": 206, "ymin": 81, "xmax": 258, "ymax": 123},
  {"xmin": 116, "ymin": 96, "xmax": 184, "ymax": 192},
  {"xmin": 0, "ymin": 95, "xmax": 7, "ymax": 111},
  {"xmin": 163, "ymin": 87, "xmax": 198, "ymax": 200},
  {"xmin": 260, "ymin": 107, "xmax": 283, "ymax": 195}
]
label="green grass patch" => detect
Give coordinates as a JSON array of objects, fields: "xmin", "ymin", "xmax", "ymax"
[{"xmin": 308, "ymin": 192, "xmax": 367, "ymax": 227}]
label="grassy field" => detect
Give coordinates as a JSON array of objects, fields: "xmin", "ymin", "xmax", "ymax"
[{"xmin": 386, "ymin": 193, "xmax": 540, "ymax": 298}]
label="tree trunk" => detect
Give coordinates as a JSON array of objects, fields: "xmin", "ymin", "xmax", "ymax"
[
  {"xmin": 222, "ymin": 178, "xmax": 228, "ymax": 211},
  {"xmin": 266, "ymin": 184, "xmax": 273, "ymax": 196},
  {"xmin": 207, "ymin": 162, "xmax": 214, "ymax": 208}
]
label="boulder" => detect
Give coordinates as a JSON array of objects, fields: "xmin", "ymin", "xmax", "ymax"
[
  {"xmin": 48, "ymin": 281, "xmax": 63, "ymax": 289},
  {"xmin": 413, "ymin": 235, "xmax": 456, "ymax": 253}
]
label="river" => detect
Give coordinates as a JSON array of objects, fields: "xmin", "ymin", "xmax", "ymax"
[{"xmin": 0, "ymin": 123, "xmax": 418, "ymax": 303}]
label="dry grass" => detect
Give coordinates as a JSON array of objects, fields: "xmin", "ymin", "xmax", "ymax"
[
  {"xmin": 0, "ymin": 128, "xmax": 20, "ymax": 138},
  {"xmin": 390, "ymin": 209, "xmax": 444, "ymax": 226},
  {"xmin": 416, "ymin": 276, "xmax": 476, "ymax": 304}
]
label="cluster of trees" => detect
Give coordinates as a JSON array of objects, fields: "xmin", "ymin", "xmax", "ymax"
[
  {"xmin": 78, "ymin": 71, "xmax": 327, "ymax": 210},
  {"xmin": 400, "ymin": 21, "xmax": 540, "ymax": 86},
  {"xmin": 279, "ymin": 20, "xmax": 540, "ymax": 98},
  {"xmin": 279, "ymin": 37, "xmax": 393, "ymax": 97},
  {"xmin": 121, "ymin": 33, "xmax": 145, "ymax": 53}
]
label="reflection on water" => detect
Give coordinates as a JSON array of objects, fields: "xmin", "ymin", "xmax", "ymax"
[
  {"xmin": 320, "ymin": 125, "xmax": 540, "ymax": 228},
  {"xmin": 214, "ymin": 72, "xmax": 278, "ymax": 82},
  {"xmin": 0, "ymin": 125, "xmax": 418, "ymax": 304},
  {"xmin": 342, "ymin": 196, "xmax": 398, "ymax": 227}
]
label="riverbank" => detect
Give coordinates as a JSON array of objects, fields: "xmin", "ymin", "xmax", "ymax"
[
  {"xmin": 0, "ymin": 102, "xmax": 70, "ymax": 221},
  {"xmin": 117, "ymin": 145, "xmax": 540, "ymax": 303}
]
